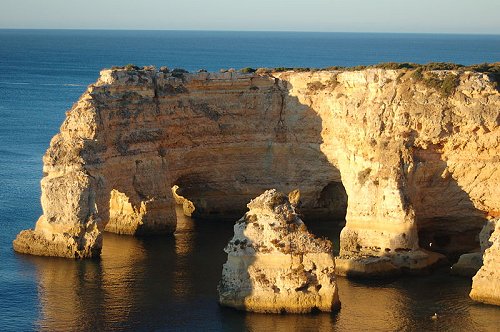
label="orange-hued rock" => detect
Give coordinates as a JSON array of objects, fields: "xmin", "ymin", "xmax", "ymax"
[
  {"xmin": 470, "ymin": 218, "xmax": 500, "ymax": 305},
  {"xmin": 218, "ymin": 189, "xmax": 340, "ymax": 313},
  {"xmin": 13, "ymin": 65, "xmax": 500, "ymax": 290}
]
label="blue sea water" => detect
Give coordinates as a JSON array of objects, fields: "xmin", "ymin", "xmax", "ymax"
[{"xmin": 0, "ymin": 29, "xmax": 500, "ymax": 331}]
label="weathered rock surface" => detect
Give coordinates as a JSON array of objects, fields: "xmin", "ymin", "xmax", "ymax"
[
  {"xmin": 451, "ymin": 219, "xmax": 497, "ymax": 277},
  {"xmin": 171, "ymin": 185, "xmax": 195, "ymax": 217},
  {"xmin": 13, "ymin": 65, "xmax": 500, "ymax": 282},
  {"xmin": 470, "ymin": 218, "xmax": 500, "ymax": 305},
  {"xmin": 218, "ymin": 189, "xmax": 340, "ymax": 313}
]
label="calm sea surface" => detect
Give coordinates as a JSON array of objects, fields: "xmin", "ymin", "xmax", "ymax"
[{"xmin": 0, "ymin": 30, "xmax": 499, "ymax": 331}]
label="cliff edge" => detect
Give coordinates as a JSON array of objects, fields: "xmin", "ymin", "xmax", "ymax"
[{"xmin": 12, "ymin": 64, "xmax": 500, "ymax": 305}]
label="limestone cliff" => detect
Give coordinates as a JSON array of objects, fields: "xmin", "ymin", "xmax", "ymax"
[
  {"xmin": 470, "ymin": 218, "xmax": 500, "ymax": 305},
  {"xmin": 218, "ymin": 189, "xmax": 339, "ymax": 313},
  {"xmin": 12, "ymin": 65, "xmax": 500, "ymax": 290}
]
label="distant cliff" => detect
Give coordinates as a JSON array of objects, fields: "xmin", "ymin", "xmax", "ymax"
[{"xmin": 13, "ymin": 64, "xmax": 500, "ymax": 305}]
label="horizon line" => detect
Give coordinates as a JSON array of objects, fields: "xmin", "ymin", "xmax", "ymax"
[{"xmin": 1, "ymin": 27, "xmax": 500, "ymax": 36}]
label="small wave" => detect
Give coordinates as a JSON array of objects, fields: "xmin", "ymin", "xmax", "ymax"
[
  {"xmin": 0, "ymin": 82, "xmax": 30, "ymax": 85},
  {"xmin": 0, "ymin": 82, "xmax": 86, "ymax": 87},
  {"xmin": 63, "ymin": 83, "xmax": 86, "ymax": 87},
  {"xmin": 0, "ymin": 149, "xmax": 31, "ymax": 157},
  {"xmin": 39, "ymin": 83, "xmax": 86, "ymax": 87}
]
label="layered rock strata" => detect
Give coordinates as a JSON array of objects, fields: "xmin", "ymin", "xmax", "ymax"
[
  {"xmin": 470, "ymin": 218, "xmax": 500, "ymax": 305},
  {"xmin": 12, "ymin": 65, "xmax": 500, "ymax": 285},
  {"xmin": 218, "ymin": 189, "xmax": 340, "ymax": 313},
  {"xmin": 275, "ymin": 70, "xmax": 499, "ymax": 277}
]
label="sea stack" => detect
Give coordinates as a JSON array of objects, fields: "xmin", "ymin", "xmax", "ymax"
[
  {"xmin": 470, "ymin": 218, "xmax": 500, "ymax": 305},
  {"xmin": 218, "ymin": 189, "xmax": 340, "ymax": 313}
]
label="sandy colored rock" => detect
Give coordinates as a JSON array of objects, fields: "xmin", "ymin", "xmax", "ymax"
[
  {"xmin": 218, "ymin": 189, "xmax": 340, "ymax": 313},
  {"xmin": 470, "ymin": 218, "xmax": 500, "ymax": 305},
  {"xmin": 12, "ymin": 66, "xmax": 499, "ymax": 269},
  {"xmin": 172, "ymin": 185, "xmax": 196, "ymax": 217},
  {"xmin": 287, "ymin": 189, "xmax": 301, "ymax": 207},
  {"xmin": 479, "ymin": 218, "xmax": 498, "ymax": 253}
]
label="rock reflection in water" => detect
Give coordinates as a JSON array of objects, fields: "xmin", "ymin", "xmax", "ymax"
[
  {"xmin": 24, "ymin": 214, "xmax": 500, "ymax": 331},
  {"xmin": 25, "ymin": 256, "xmax": 105, "ymax": 331},
  {"xmin": 174, "ymin": 206, "xmax": 196, "ymax": 257},
  {"xmin": 243, "ymin": 312, "xmax": 337, "ymax": 332}
]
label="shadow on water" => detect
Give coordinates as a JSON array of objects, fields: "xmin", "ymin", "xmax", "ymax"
[{"xmin": 17, "ymin": 208, "xmax": 500, "ymax": 331}]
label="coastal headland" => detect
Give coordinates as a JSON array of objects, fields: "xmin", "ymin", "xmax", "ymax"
[{"xmin": 12, "ymin": 63, "xmax": 500, "ymax": 306}]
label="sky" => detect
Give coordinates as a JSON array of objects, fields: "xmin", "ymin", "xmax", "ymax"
[{"xmin": 1, "ymin": 0, "xmax": 500, "ymax": 34}]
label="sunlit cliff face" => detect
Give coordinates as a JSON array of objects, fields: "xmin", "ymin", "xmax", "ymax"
[{"xmin": 13, "ymin": 67, "xmax": 499, "ymax": 287}]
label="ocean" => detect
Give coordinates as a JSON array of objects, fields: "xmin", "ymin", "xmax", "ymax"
[{"xmin": 0, "ymin": 29, "xmax": 499, "ymax": 331}]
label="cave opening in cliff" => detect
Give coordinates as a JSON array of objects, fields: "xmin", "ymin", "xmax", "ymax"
[
  {"xmin": 315, "ymin": 181, "xmax": 348, "ymax": 222},
  {"xmin": 302, "ymin": 181, "xmax": 348, "ymax": 255},
  {"xmin": 416, "ymin": 217, "xmax": 485, "ymax": 262}
]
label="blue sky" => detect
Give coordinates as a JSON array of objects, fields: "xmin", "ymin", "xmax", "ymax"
[{"xmin": 2, "ymin": 0, "xmax": 499, "ymax": 34}]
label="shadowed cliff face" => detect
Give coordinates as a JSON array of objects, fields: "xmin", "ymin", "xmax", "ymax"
[
  {"xmin": 278, "ymin": 70, "xmax": 498, "ymax": 267},
  {"xmin": 13, "ymin": 66, "xmax": 500, "ymax": 281}
]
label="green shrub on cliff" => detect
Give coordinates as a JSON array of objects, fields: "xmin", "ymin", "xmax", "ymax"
[
  {"xmin": 411, "ymin": 68, "xmax": 424, "ymax": 81},
  {"xmin": 171, "ymin": 68, "xmax": 189, "ymax": 78},
  {"xmin": 240, "ymin": 67, "xmax": 256, "ymax": 73},
  {"xmin": 424, "ymin": 73, "xmax": 459, "ymax": 97},
  {"xmin": 274, "ymin": 67, "xmax": 294, "ymax": 72},
  {"xmin": 124, "ymin": 64, "xmax": 140, "ymax": 71},
  {"xmin": 422, "ymin": 62, "xmax": 463, "ymax": 71},
  {"xmin": 410, "ymin": 67, "xmax": 459, "ymax": 97},
  {"xmin": 374, "ymin": 62, "xmax": 417, "ymax": 70},
  {"xmin": 307, "ymin": 81, "xmax": 326, "ymax": 91}
]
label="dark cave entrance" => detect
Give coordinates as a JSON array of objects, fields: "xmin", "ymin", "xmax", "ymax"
[
  {"xmin": 171, "ymin": 178, "xmax": 348, "ymax": 255},
  {"xmin": 302, "ymin": 181, "xmax": 348, "ymax": 256},
  {"xmin": 417, "ymin": 217, "xmax": 484, "ymax": 262}
]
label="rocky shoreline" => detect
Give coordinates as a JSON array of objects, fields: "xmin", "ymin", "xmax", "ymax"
[{"xmin": 13, "ymin": 64, "xmax": 500, "ymax": 306}]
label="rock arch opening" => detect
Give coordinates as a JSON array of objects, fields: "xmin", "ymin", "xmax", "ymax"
[
  {"xmin": 406, "ymin": 145, "xmax": 489, "ymax": 263},
  {"xmin": 12, "ymin": 67, "xmax": 499, "ymax": 307},
  {"xmin": 310, "ymin": 181, "xmax": 348, "ymax": 222},
  {"xmin": 301, "ymin": 181, "xmax": 348, "ymax": 256}
]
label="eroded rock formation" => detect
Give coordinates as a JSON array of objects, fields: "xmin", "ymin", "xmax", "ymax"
[
  {"xmin": 12, "ymin": 64, "xmax": 500, "ymax": 291},
  {"xmin": 171, "ymin": 185, "xmax": 195, "ymax": 217},
  {"xmin": 218, "ymin": 189, "xmax": 340, "ymax": 313},
  {"xmin": 451, "ymin": 218, "xmax": 497, "ymax": 277},
  {"xmin": 470, "ymin": 218, "xmax": 500, "ymax": 305}
]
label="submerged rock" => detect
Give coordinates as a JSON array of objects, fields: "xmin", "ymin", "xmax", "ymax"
[
  {"xmin": 470, "ymin": 218, "xmax": 500, "ymax": 305},
  {"xmin": 218, "ymin": 189, "xmax": 340, "ymax": 313}
]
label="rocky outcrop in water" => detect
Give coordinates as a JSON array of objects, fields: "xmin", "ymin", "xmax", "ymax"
[
  {"xmin": 12, "ymin": 64, "xmax": 500, "ymax": 301},
  {"xmin": 470, "ymin": 218, "xmax": 500, "ymax": 305},
  {"xmin": 218, "ymin": 189, "xmax": 340, "ymax": 313}
]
